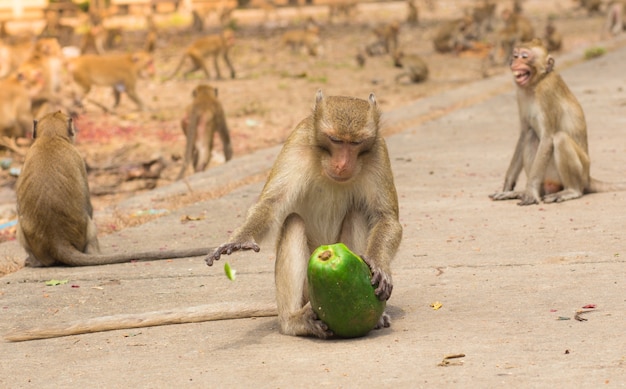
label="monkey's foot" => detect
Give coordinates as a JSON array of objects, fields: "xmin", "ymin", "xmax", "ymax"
[
  {"xmin": 374, "ymin": 311, "xmax": 391, "ymax": 330},
  {"xmin": 489, "ymin": 190, "xmax": 523, "ymax": 201},
  {"xmin": 279, "ymin": 303, "xmax": 333, "ymax": 339},
  {"xmin": 543, "ymin": 189, "xmax": 583, "ymax": 203}
]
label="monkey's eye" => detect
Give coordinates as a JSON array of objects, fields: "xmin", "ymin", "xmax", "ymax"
[
  {"xmin": 349, "ymin": 140, "xmax": 363, "ymax": 146},
  {"xmin": 328, "ymin": 135, "xmax": 343, "ymax": 144}
]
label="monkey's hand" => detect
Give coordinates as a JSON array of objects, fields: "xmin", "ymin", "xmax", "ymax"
[
  {"xmin": 205, "ymin": 241, "xmax": 260, "ymax": 266},
  {"xmin": 361, "ymin": 256, "xmax": 393, "ymax": 301}
]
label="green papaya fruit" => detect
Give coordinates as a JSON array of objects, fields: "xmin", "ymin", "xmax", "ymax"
[{"xmin": 307, "ymin": 243, "xmax": 386, "ymax": 338}]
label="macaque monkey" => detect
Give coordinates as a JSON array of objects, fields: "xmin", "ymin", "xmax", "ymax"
[
  {"xmin": 328, "ymin": 1, "xmax": 358, "ymax": 24},
  {"xmin": 471, "ymin": 0, "xmax": 497, "ymax": 39},
  {"xmin": 573, "ymin": 0, "xmax": 602, "ymax": 15},
  {"xmin": 432, "ymin": 16, "xmax": 476, "ymax": 54},
  {"xmin": 543, "ymin": 19, "xmax": 562, "ymax": 52},
  {"xmin": 490, "ymin": 39, "xmax": 626, "ymax": 205},
  {"xmin": 393, "ymin": 50, "xmax": 429, "ymax": 83},
  {"xmin": 17, "ymin": 38, "xmax": 65, "ymax": 112},
  {"xmin": 406, "ymin": 0, "xmax": 418, "ymax": 25},
  {"xmin": 367, "ymin": 21, "xmax": 400, "ymax": 56},
  {"xmin": 177, "ymin": 84, "xmax": 233, "ymax": 180},
  {"xmin": 144, "ymin": 15, "xmax": 158, "ymax": 53},
  {"xmin": 606, "ymin": 1, "xmax": 626, "ymax": 36},
  {"xmin": 165, "ymin": 29, "xmax": 236, "ymax": 81},
  {"xmin": 39, "ymin": 10, "xmax": 74, "ymax": 47},
  {"xmin": 493, "ymin": 8, "xmax": 535, "ymax": 64},
  {"xmin": 67, "ymin": 51, "xmax": 155, "ymax": 111},
  {"xmin": 15, "ymin": 111, "xmax": 214, "ymax": 267},
  {"xmin": 0, "ymin": 40, "xmax": 33, "ymax": 78},
  {"xmin": 206, "ymin": 90, "xmax": 403, "ymax": 338},
  {"xmin": 0, "ymin": 70, "xmax": 45, "ymax": 138},
  {"xmin": 281, "ymin": 26, "xmax": 321, "ymax": 57}
]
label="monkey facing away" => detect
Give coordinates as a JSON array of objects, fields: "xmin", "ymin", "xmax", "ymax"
[
  {"xmin": 206, "ymin": 90, "xmax": 403, "ymax": 338},
  {"xmin": 177, "ymin": 84, "xmax": 233, "ymax": 180},
  {"xmin": 5, "ymin": 92, "xmax": 402, "ymax": 342},
  {"xmin": 490, "ymin": 39, "xmax": 626, "ymax": 205},
  {"xmin": 16, "ymin": 111, "xmax": 213, "ymax": 267}
]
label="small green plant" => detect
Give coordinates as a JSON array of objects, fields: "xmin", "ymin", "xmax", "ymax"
[{"xmin": 584, "ymin": 47, "xmax": 606, "ymax": 60}]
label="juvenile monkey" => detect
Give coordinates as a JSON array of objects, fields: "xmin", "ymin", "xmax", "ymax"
[
  {"xmin": 206, "ymin": 90, "xmax": 403, "ymax": 338},
  {"xmin": 0, "ymin": 70, "xmax": 45, "ymax": 138},
  {"xmin": 393, "ymin": 50, "xmax": 429, "ymax": 84},
  {"xmin": 67, "ymin": 51, "xmax": 155, "ymax": 111},
  {"xmin": 543, "ymin": 19, "xmax": 562, "ymax": 52},
  {"xmin": 177, "ymin": 84, "xmax": 233, "ymax": 180},
  {"xmin": 432, "ymin": 16, "xmax": 475, "ymax": 54},
  {"xmin": 281, "ymin": 26, "xmax": 321, "ymax": 57},
  {"xmin": 367, "ymin": 21, "xmax": 401, "ymax": 56},
  {"xmin": 165, "ymin": 29, "xmax": 236, "ymax": 81},
  {"xmin": 490, "ymin": 39, "xmax": 626, "ymax": 205},
  {"xmin": 15, "ymin": 111, "xmax": 213, "ymax": 267}
]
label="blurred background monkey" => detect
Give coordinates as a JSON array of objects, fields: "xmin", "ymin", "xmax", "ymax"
[{"xmin": 177, "ymin": 84, "xmax": 233, "ymax": 180}]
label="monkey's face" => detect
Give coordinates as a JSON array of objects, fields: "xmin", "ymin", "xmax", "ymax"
[
  {"xmin": 510, "ymin": 47, "xmax": 535, "ymax": 87},
  {"xmin": 319, "ymin": 134, "xmax": 373, "ymax": 183}
]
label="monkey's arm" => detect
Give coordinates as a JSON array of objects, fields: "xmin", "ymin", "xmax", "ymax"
[
  {"xmin": 490, "ymin": 121, "xmax": 529, "ymax": 200},
  {"xmin": 363, "ymin": 215, "xmax": 402, "ymax": 301},
  {"xmin": 519, "ymin": 133, "xmax": 554, "ymax": 205}
]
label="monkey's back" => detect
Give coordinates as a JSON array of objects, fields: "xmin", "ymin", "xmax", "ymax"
[{"xmin": 16, "ymin": 136, "xmax": 93, "ymax": 265}]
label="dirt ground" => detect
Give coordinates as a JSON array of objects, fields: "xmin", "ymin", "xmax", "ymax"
[{"xmin": 0, "ymin": 0, "xmax": 614, "ymax": 241}]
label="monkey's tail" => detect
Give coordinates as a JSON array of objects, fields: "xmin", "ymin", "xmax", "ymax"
[
  {"xmin": 63, "ymin": 246, "xmax": 214, "ymax": 267},
  {"xmin": 5, "ymin": 302, "xmax": 277, "ymax": 342},
  {"xmin": 586, "ymin": 177, "xmax": 626, "ymax": 193}
]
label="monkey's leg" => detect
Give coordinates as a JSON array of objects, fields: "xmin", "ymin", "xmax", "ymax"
[
  {"xmin": 339, "ymin": 211, "xmax": 390, "ymax": 329},
  {"xmin": 275, "ymin": 213, "xmax": 332, "ymax": 339},
  {"xmin": 212, "ymin": 55, "xmax": 222, "ymax": 80},
  {"xmin": 194, "ymin": 120, "xmax": 212, "ymax": 172},
  {"xmin": 183, "ymin": 54, "xmax": 203, "ymax": 78},
  {"xmin": 543, "ymin": 132, "xmax": 589, "ymax": 203}
]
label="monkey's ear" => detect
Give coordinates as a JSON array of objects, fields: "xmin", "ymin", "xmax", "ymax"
[
  {"xmin": 67, "ymin": 117, "xmax": 75, "ymax": 137},
  {"xmin": 368, "ymin": 93, "xmax": 377, "ymax": 107},
  {"xmin": 315, "ymin": 89, "xmax": 324, "ymax": 106},
  {"xmin": 32, "ymin": 119, "xmax": 38, "ymax": 139},
  {"xmin": 546, "ymin": 55, "xmax": 555, "ymax": 73}
]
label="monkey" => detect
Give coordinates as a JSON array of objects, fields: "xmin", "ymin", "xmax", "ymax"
[
  {"xmin": 177, "ymin": 84, "xmax": 233, "ymax": 180},
  {"xmin": 0, "ymin": 40, "xmax": 33, "ymax": 79},
  {"xmin": 0, "ymin": 69, "xmax": 45, "ymax": 138},
  {"xmin": 406, "ymin": 0, "xmax": 418, "ymax": 25},
  {"xmin": 67, "ymin": 51, "xmax": 155, "ymax": 111},
  {"xmin": 328, "ymin": 1, "xmax": 358, "ymax": 24},
  {"xmin": 491, "ymin": 8, "xmax": 535, "ymax": 64},
  {"xmin": 39, "ymin": 10, "xmax": 74, "ymax": 47},
  {"xmin": 280, "ymin": 26, "xmax": 321, "ymax": 57},
  {"xmin": 471, "ymin": 0, "xmax": 497, "ymax": 39},
  {"xmin": 144, "ymin": 15, "xmax": 158, "ymax": 53},
  {"xmin": 393, "ymin": 50, "xmax": 429, "ymax": 84},
  {"xmin": 366, "ymin": 21, "xmax": 400, "ymax": 56},
  {"xmin": 205, "ymin": 90, "xmax": 403, "ymax": 338},
  {"xmin": 355, "ymin": 46, "xmax": 367, "ymax": 67},
  {"xmin": 15, "ymin": 111, "xmax": 215, "ymax": 267},
  {"xmin": 489, "ymin": 39, "xmax": 626, "ymax": 206},
  {"xmin": 543, "ymin": 18, "xmax": 562, "ymax": 52},
  {"xmin": 432, "ymin": 16, "xmax": 476, "ymax": 54},
  {"xmin": 4, "ymin": 91, "xmax": 403, "ymax": 342},
  {"xmin": 573, "ymin": 0, "xmax": 603, "ymax": 15},
  {"xmin": 606, "ymin": 1, "xmax": 626, "ymax": 36},
  {"xmin": 165, "ymin": 29, "xmax": 236, "ymax": 81}
]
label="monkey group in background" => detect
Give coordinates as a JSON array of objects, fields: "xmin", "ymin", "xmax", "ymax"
[
  {"xmin": 177, "ymin": 84, "xmax": 233, "ymax": 180},
  {"xmin": 490, "ymin": 39, "xmax": 626, "ymax": 205},
  {"xmin": 281, "ymin": 25, "xmax": 322, "ymax": 57}
]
